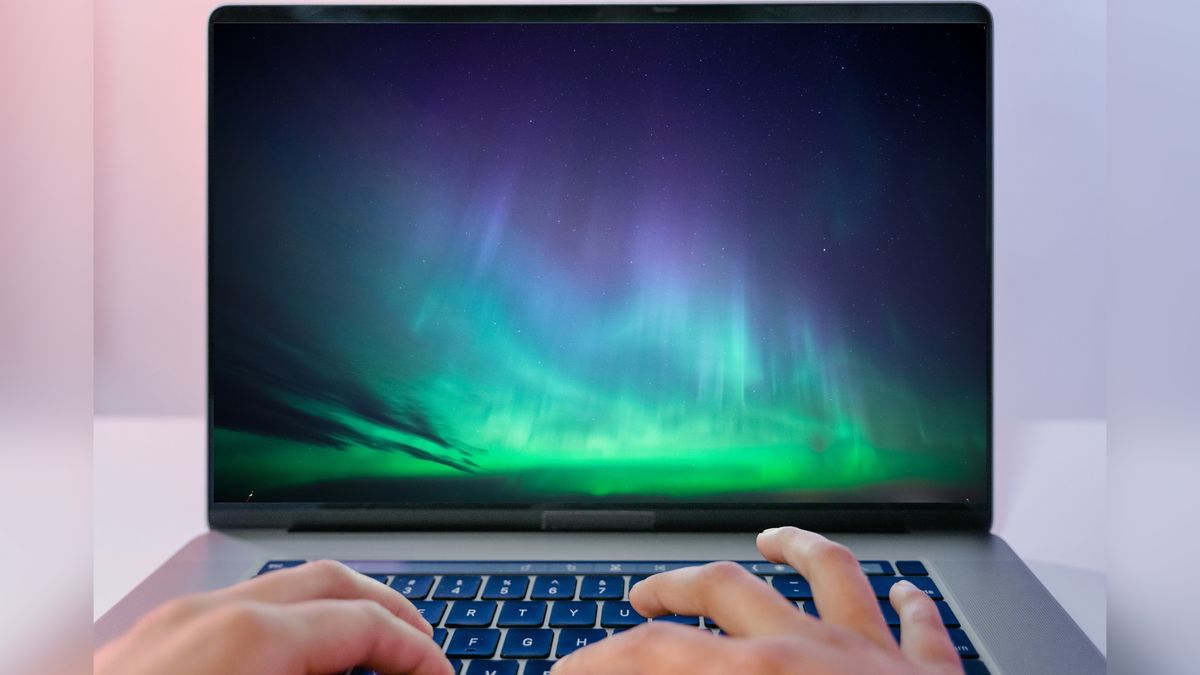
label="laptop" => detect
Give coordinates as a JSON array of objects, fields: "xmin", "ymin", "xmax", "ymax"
[{"xmin": 94, "ymin": 4, "xmax": 1104, "ymax": 674}]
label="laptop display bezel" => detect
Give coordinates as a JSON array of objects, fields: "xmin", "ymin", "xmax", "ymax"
[{"xmin": 206, "ymin": 3, "xmax": 994, "ymax": 532}]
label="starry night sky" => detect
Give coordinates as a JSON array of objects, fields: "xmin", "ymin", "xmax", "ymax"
[{"xmin": 210, "ymin": 21, "xmax": 989, "ymax": 503}]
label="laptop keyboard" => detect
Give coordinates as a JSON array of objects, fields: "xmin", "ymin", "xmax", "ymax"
[{"xmin": 256, "ymin": 560, "xmax": 990, "ymax": 675}]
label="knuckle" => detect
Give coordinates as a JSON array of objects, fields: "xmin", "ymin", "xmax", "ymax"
[
  {"xmin": 903, "ymin": 597, "xmax": 939, "ymax": 625},
  {"xmin": 140, "ymin": 594, "xmax": 203, "ymax": 628},
  {"xmin": 356, "ymin": 598, "xmax": 393, "ymax": 621},
  {"xmin": 701, "ymin": 560, "xmax": 749, "ymax": 584},
  {"xmin": 307, "ymin": 559, "xmax": 357, "ymax": 591},
  {"xmin": 741, "ymin": 639, "xmax": 796, "ymax": 674},
  {"xmin": 810, "ymin": 540, "xmax": 857, "ymax": 569},
  {"xmin": 212, "ymin": 602, "xmax": 274, "ymax": 640}
]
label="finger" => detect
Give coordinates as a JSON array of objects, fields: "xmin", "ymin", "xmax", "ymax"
[
  {"xmin": 551, "ymin": 622, "xmax": 744, "ymax": 675},
  {"xmin": 210, "ymin": 559, "xmax": 433, "ymax": 635},
  {"xmin": 756, "ymin": 527, "xmax": 894, "ymax": 650},
  {"xmin": 274, "ymin": 599, "xmax": 452, "ymax": 675},
  {"xmin": 890, "ymin": 580, "xmax": 960, "ymax": 668},
  {"xmin": 629, "ymin": 561, "xmax": 820, "ymax": 637}
]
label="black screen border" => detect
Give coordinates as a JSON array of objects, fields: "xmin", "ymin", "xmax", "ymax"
[{"xmin": 207, "ymin": 3, "xmax": 994, "ymax": 532}]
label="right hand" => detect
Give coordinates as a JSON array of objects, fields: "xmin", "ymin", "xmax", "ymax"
[{"xmin": 553, "ymin": 526, "xmax": 963, "ymax": 675}]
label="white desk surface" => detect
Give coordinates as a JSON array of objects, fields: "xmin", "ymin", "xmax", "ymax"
[{"xmin": 94, "ymin": 415, "xmax": 1106, "ymax": 655}]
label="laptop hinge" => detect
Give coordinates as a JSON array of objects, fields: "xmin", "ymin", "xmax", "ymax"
[{"xmin": 541, "ymin": 510, "xmax": 655, "ymax": 531}]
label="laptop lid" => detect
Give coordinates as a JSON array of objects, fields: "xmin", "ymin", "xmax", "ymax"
[{"xmin": 207, "ymin": 4, "xmax": 993, "ymax": 532}]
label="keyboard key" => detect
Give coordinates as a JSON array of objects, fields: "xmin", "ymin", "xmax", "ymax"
[
  {"xmin": 628, "ymin": 574, "xmax": 650, "ymax": 590},
  {"xmin": 556, "ymin": 629, "xmax": 608, "ymax": 657},
  {"xmin": 878, "ymin": 601, "xmax": 900, "ymax": 626},
  {"xmin": 580, "ymin": 576, "xmax": 625, "ymax": 599},
  {"xmin": 449, "ymin": 660, "xmax": 462, "ymax": 674},
  {"xmin": 445, "ymin": 628, "xmax": 500, "ymax": 658},
  {"xmin": 464, "ymin": 660, "xmax": 517, "ymax": 675},
  {"xmin": 935, "ymin": 601, "xmax": 960, "ymax": 627},
  {"xmin": 390, "ymin": 575, "xmax": 434, "ymax": 599},
  {"xmin": 962, "ymin": 660, "xmax": 991, "ymax": 674},
  {"xmin": 349, "ymin": 668, "xmax": 376, "ymax": 675},
  {"xmin": 858, "ymin": 560, "xmax": 896, "ymax": 576},
  {"xmin": 500, "ymin": 628, "xmax": 553, "ymax": 658},
  {"xmin": 497, "ymin": 600, "xmax": 547, "ymax": 627},
  {"xmin": 411, "ymin": 601, "xmax": 447, "ymax": 625},
  {"xmin": 948, "ymin": 628, "xmax": 979, "ymax": 658},
  {"xmin": 257, "ymin": 560, "xmax": 304, "ymax": 574},
  {"xmin": 446, "ymin": 601, "xmax": 497, "ymax": 627},
  {"xmin": 868, "ymin": 576, "xmax": 942, "ymax": 600},
  {"xmin": 481, "ymin": 575, "xmax": 529, "ymax": 600},
  {"xmin": 549, "ymin": 601, "xmax": 598, "ymax": 627},
  {"xmin": 653, "ymin": 614, "xmax": 700, "ymax": 625},
  {"xmin": 771, "ymin": 575, "xmax": 814, "ymax": 599},
  {"xmin": 531, "ymin": 575, "xmax": 577, "ymax": 600},
  {"xmin": 896, "ymin": 560, "xmax": 928, "ymax": 576},
  {"xmin": 524, "ymin": 661, "xmax": 556, "ymax": 675},
  {"xmin": 434, "ymin": 576, "xmax": 483, "ymax": 600},
  {"xmin": 802, "ymin": 601, "xmax": 820, "ymax": 618},
  {"xmin": 601, "ymin": 600, "xmax": 648, "ymax": 627},
  {"xmin": 364, "ymin": 574, "xmax": 390, "ymax": 584},
  {"xmin": 432, "ymin": 627, "xmax": 448, "ymax": 647}
]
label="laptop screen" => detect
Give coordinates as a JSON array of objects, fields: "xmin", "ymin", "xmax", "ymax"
[{"xmin": 210, "ymin": 17, "xmax": 990, "ymax": 507}]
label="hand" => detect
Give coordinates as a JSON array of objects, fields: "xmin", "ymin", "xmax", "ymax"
[
  {"xmin": 94, "ymin": 559, "xmax": 453, "ymax": 675},
  {"xmin": 553, "ymin": 526, "xmax": 962, "ymax": 674}
]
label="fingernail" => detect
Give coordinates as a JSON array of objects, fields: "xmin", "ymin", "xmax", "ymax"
[
  {"xmin": 894, "ymin": 580, "xmax": 917, "ymax": 593},
  {"xmin": 760, "ymin": 527, "xmax": 780, "ymax": 535}
]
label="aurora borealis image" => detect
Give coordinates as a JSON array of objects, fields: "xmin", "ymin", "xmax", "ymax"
[{"xmin": 210, "ymin": 21, "xmax": 989, "ymax": 503}]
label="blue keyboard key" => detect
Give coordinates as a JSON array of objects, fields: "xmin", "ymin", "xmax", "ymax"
[
  {"xmin": 390, "ymin": 575, "xmax": 434, "ymax": 599},
  {"xmin": 601, "ymin": 601, "xmax": 647, "ymax": 627},
  {"xmin": 654, "ymin": 614, "xmax": 700, "ymax": 625},
  {"xmin": 497, "ymin": 600, "xmax": 547, "ymax": 626},
  {"xmin": 465, "ymin": 660, "xmax": 517, "ymax": 675},
  {"xmin": 363, "ymin": 573, "xmax": 390, "ymax": 584},
  {"xmin": 445, "ymin": 628, "xmax": 500, "ymax": 658},
  {"xmin": 257, "ymin": 560, "xmax": 304, "ymax": 574},
  {"xmin": 500, "ymin": 628, "xmax": 553, "ymax": 658},
  {"xmin": 481, "ymin": 575, "xmax": 529, "ymax": 600},
  {"xmin": 869, "ymin": 576, "xmax": 942, "ymax": 600},
  {"xmin": 935, "ymin": 601, "xmax": 960, "ymax": 627},
  {"xmin": 531, "ymin": 575, "xmax": 576, "ymax": 600},
  {"xmin": 524, "ymin": 661, "xmax": 556, "ymax": 675},
  {"xmin": 549, "ymin": 601, "xmax": 598, "ymax": 627},
  {"xmin": 878, "ymin": 601, "xmax": 900, "ymax": 626},
  {"xmin": 349, "ymin": 668, "xmax": 376, "ymax": 675},
  {"xmin": 802, "ymin": 601, "xmax": 820, "ymax": 618},
  {"xmin": 963, "ymin": 660, "xmax": 991, "ymax": 674},
  {"xmin": 579, "ymin": 576, "xmax": 624, "ymax": 599},
  {"xmin": 628, "ymin": 574, "xmax": 650, "ymax": 590},
  {"xmin": 411, "ymin": 601, "xmax": 447, "ymax": 625},
  {"xmin": 446, "ymin": 601, "xmax": 497, "ymax": 627},
  {"xmin": 771, "ymin": 575, "xmax": 814, "ymax": 599},
  {"xmin": 449, "ymin": 660, "xmax": 462, "ymax": 674},
  {"xmin": 858, "ymin": 560, "xmax": 896, "ymax": 576},
  {"xmin": 432, "ymin": 628, "xmax": 448, "ymax": 646},
  {"xmin": 948, "ymin": 629, "xmax": 979, "ymax": 658},
  {"xmin": 896, "ymin": 560, "xmax": 928, "ymax": 576},
  {"xmin": 556, "ymin": 629, "xmax": 608, "ymax": 657},
  {"xmin": 434, "ymin": 575, "xmax": 482, "ymax": 600}
]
